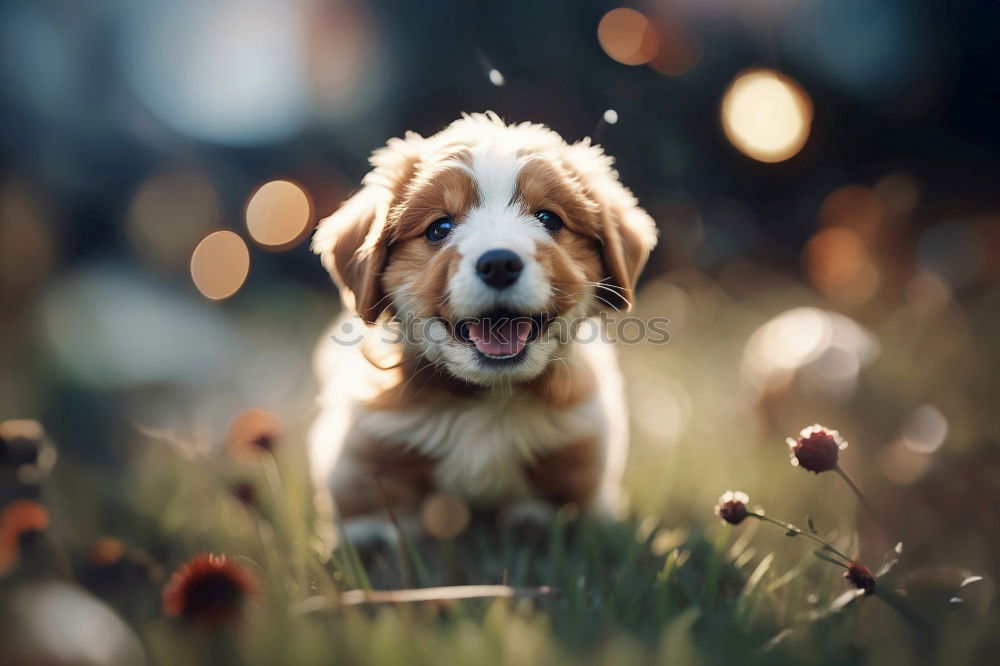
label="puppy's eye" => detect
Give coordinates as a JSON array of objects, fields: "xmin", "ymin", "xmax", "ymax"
[
  {"xmin": 425, "ymin": 217, "xmax": 454, "ymax": 243},
  {"xmin": 534, "ymin": 210, "xmax": 563, "ymax": 233}
]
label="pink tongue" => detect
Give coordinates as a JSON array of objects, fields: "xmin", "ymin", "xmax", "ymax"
[{"xmin": 467, "ymin": 318, "xmax": 533, "ymax": 357}]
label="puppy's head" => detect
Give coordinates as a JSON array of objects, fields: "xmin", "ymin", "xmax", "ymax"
[{"xmin": 313, "ymin": 112, "xmax": 657, "ymax": 386}]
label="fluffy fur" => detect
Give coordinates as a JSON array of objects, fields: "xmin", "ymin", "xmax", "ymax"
[{"xmin": 310, "ymin": 112, "xmax": 657, "ymax": 538}]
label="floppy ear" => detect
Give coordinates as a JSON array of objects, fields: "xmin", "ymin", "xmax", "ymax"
[
  {"xmin": 565, "ymin": 140, "xmax": 658, "ymax": 310},
  {"xmin": 312, "ymin": 132, "xmax": 424, "ymax": 324},
  {"xmin": 597, "ymin": 201, "xmax": 658, "ymax": 310}
]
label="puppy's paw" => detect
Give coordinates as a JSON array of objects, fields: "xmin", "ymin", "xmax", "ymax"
[
  {"xmin": 499, "ymin": 499, "xmax": 557, "ymax": 541},
  {"xmin": 585, "ymin": 490, "xmax": 626, "ymax": 522},
  {"xmin": 340, "ymin": 516, "xmax": 400, "ymax": 566}
]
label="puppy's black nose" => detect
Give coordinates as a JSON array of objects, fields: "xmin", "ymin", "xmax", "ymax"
[{"xmin": 476, "ymin": 249, "xmax": 523, "ymax": 289}]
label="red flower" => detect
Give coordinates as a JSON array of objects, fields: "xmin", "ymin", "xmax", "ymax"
[
  {"xmin": 714, "ymin": 490, "xmax": 750, "ymax": 525},
  {"xmin": 162, "ymin": 553, "xmax": 258, "ymax": 628},
  {"xmin": 225, "ymin": 410, "xmax": 281, "ymax": 462},
  {"xmin": 845, "ymin": 561, "xmax": 877, "ymax": 595},
  {"xmin": 787, "ymin": 424, "xmax": 847, "ymax": 473},
  {"xmin": 0, "ymin": 499, "xmax": 49, "ymax": 574}
]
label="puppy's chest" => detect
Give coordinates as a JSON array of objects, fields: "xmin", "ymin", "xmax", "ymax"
[{"xmin": 356, "ymin": 393, "xmax": 601, "ymax": 506}]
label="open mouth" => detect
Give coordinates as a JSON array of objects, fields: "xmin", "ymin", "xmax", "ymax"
[{"xmin": 453, "ymin": 310, "xmax": 553, "ymax": 362}]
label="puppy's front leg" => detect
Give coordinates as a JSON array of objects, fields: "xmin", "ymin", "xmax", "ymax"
[
  {"xmin": 330, "ymin": 444, "xmax": 434, "ymax": 550},
  {"xmin": 523, "ymin": 437, "xmax": 603, "ymax": 509}
]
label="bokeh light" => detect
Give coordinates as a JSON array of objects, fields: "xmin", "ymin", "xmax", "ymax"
[
  {"xmin": 748, "ymin": 307, "xmax": 832, "ymax": 374},
  {"xmin": 120, "ymin": 0, "xmax": 310, "ymax": 145},
  {"xmin": 89, "ymin": 537, "xmax": 127, "ymax": 567},
  {"xmin": 598, "ymin": 8, "xmax": 659, "ymax": 66},
  {"xmin": 742, "ymin": 307, "xmax": 879, "ymax": 398},
  {"xmin": 126, "ymin": 168, "xmax": 219, "ymax": 271},
  {"xmin": 879, "ymin": 439, "xmax": 933, "ymax": 485},
  {"xmin": 190, "ymin": 231, "xmax": 250, "ymax": 300},
  {"xmin": 42, "ymin": 266, "xmax": 232, "ymax": 388},
  {"xmin": 804, "ymin": 227, "xmax": 880, "ymax": 306},
  {"xmin": 421, "ymin": 493, "xmax": 471, "ymax": 540},
  {"xmin": 721, "ymin": 69, "xmax": 813, "ymax": 163},
  {"xmin": 900, "ymin": 405, "xmax": 948, "ymax": 454},
  {"xmin": 648, "ymin": 19, "xmax": 701, "ymax": 76},
  {"xmin": 819, "ymin": 185, "xmax": 884, "ymax": 238},
  {"xmin": 303, "ymin": 0, "xmax": 385, "ymax": 123},
  {"xmin": 0, "ymin": 179, "xmax": 54, "ymax": 304},
  {"xmin": 245, "ymin": 180, "xmax": 313, "ymax": 251},
  {"xmin": 0, "ymin": 582, "xmax": 147, "ymax": 666}
]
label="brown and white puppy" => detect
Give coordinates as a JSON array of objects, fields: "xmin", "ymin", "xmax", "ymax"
[{"xmin": 310, "ymin": 112, "xmax": 656, "ymax": 543}]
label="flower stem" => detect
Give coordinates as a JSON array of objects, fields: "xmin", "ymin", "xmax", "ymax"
[
  {"xmin": 813, "ymin": 549, "xmax": 850, "ymax": 568},
  {"xmin": 749, "ymin": 513, "xmax": 853, "ymax": 564},
  {"xmin": 834, "ymin": 466, "xmax": 888, "ymax": 534},
  {"xmin": 875, "ymin": 585, "xmax": 926, "ymax": 627}
]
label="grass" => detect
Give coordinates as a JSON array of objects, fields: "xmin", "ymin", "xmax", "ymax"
[
  {"xmin": 144, "ymin": 514, "xmax": 785, "ymax": 666},
  {"xmin": 16, "ymin": 437, "xmax": 953, "ymax": 666},
  {"xmin": 4, "ymin": 403, "xmax": 996, "ymax": 666}
]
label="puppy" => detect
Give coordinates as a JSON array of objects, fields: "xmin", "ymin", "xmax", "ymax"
[{"xmin": 309, "ymin": 112, "xmax": 656, "ymax": 543}]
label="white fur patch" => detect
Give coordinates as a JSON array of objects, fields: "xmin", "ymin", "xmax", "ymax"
[
  {"xmin": 352, "ymin": 386, "xmax": 601, "ymax": 506},
  {"xmin": 447, "ymin": 145, "xmax": 553, "ymax": 317},
  {"xmin": 470, "ymin": 147, "xmax": 521, "ymax": 209}
]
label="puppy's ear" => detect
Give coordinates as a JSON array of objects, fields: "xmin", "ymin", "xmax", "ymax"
[
  {"xmin": 565, "ymin": 139, "xmax": 658, "ymax": 310},
  {"xmin": 596, "ymin": 197, "xmax": 658, "ymax": 311},
  {"xmin": 312, "ymin": 132, "xmax": 424, "ymax": 324}
]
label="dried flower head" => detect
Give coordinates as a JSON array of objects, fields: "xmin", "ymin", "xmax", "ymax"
[
  {"xmin": 231, "ymin": 481, "xmax": 258, "ymax": 508},
  {"xmin": 225, "ymin": 409, "xmax": 281, "ymax": 462},
  {"xmin": 787, "ymin": 424, "xmax": 847, "ymax": 473},
  {"xmin": 845, "ymin": 561, "xmax": 877, "ymax": 595},
  {"xmin": 714, "ymin": 490, "xmax": 750, "ymax": 525},
  {"xmin": 0, "ymin": 499, "xmax": 50, "ymax": 574},
  {"xmin": 162, "ymin": 553, "xmax": 258, "ymax": 628},
  {"xmin": 0, "ymin": 419, "xmax": 58, "ymax": 484}
]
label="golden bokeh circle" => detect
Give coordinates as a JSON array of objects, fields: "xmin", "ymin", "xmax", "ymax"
[
  {"xmin": 721, "ymin": 69, "xmax": 813, "ymax": 163},
  {"xmin": 420, "ymin": 493, "xmax": 471, "ymax": 540},
  {"xmin": 190, "ymin": 230, "xmax": 250, "ymax": 300},
  {"xmin": 598, "ymin": 8, "xmax": 659, "ymax": 66},
  {"xmin": 804, "ymin": 227, "xmax": 880, "ymax": 305},
  {"xmin": 245, "ymin": 180, "xmax": 313, "ymax": 250}
]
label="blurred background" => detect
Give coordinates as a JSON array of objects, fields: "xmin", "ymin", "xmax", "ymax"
[{"xmin": 1, "ymin": 0, "xmax": 999, "ymax": 661}]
